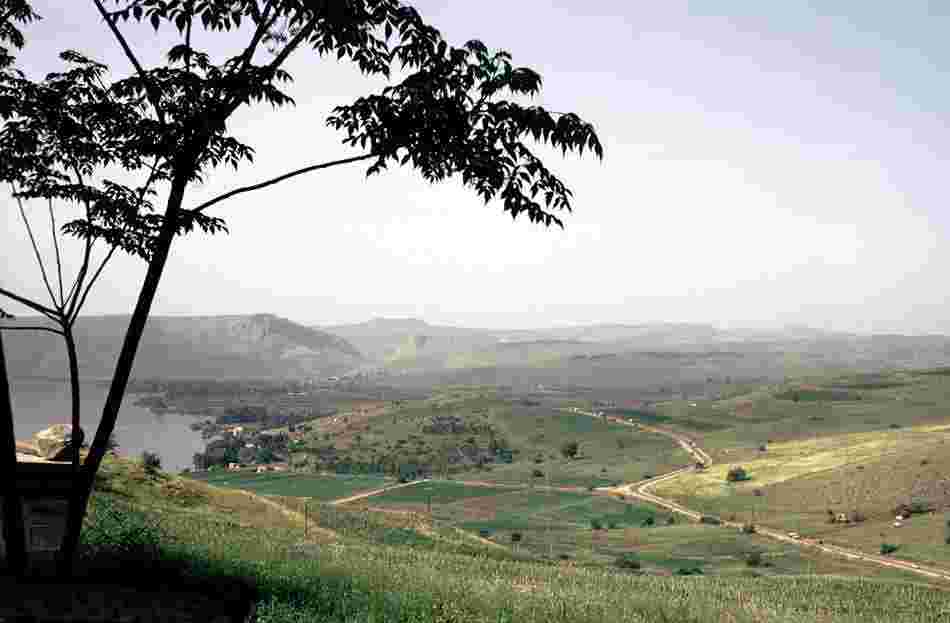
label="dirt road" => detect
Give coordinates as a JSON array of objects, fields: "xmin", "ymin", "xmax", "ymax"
[{"xmin": 572, "ymin": 409, "xmax": 950, "ymax": 582}]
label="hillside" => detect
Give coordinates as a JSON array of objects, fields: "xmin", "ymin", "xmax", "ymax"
[
  {"xmin": 45, "ymin": 454, "xmax": 950, "ymax": 623},
  {"xmin": 2, "ymin": 313, "xmax": 362, "ymax": 380}
]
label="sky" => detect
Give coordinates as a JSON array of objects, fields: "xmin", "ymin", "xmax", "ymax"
[{"xmin": 2, "ymin": 1, "xmax": 949, "ymax": 333}]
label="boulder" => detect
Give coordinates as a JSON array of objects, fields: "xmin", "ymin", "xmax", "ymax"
[
  {"xmin": 32, "ymin": 424, "xmax": 85, "ymax": 461},
  {"xmin": 15, "ymin": 440, "xmax": 40, "ymax": 456}
]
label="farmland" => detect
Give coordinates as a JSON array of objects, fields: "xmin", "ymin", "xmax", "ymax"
[{"xmin": 187, "ymin": 471, "xmax": 391, "ymax": 501}]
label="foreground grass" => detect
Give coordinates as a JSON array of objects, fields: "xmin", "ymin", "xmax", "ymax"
[{"xmin": 68, "ymin": 456, "xmax": 950, "ymax": 622}]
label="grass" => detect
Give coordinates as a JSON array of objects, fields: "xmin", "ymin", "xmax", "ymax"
[
  {"xmin": 187, "ymin": 471, "xmax": 391, "ymax": 501},
  {"xmin": 651, "ymin": 369, "xmax": 950, "ymax": 571},
  {"xmin": 62, "ymin": 463, "xmax": 950, "ymax": 623},
  {"xmin": 20, "ymin": 450, "xmax": 950, "ymax": 623},
  {"xmin": 370, "ymin": 480, "xmax": 511, "ymax": 505}
]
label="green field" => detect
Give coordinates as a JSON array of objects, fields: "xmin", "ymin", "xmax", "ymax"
[
  {"xmin": 187, "ymin": 471, "xmax": 390, "ymax": 501},
  {"xmin": 370, "ymin": 481, "xmax": 511, "ymax": 505}
]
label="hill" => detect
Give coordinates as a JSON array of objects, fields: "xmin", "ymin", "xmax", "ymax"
[
  {"xmin": 43, "ymin": 454, "xmax": 950, "ymax": 623},
  {"xmin": 2, "ymin": 313, "xmax": 362, "ymax": 380}
]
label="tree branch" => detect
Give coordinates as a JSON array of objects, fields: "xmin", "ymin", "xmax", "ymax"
[
  {"xmin": 64, "ymin": 166, "xmax": 95, "ymax": 321},
  {"xmin": 0, "ymin": 324, "xmax": 65, "ymax": 336},
  {"xmin": 91, "ymin": 0, "xmax": 166, "ymax": 125},
  {"xmin": 189, "ymin": 153, "xmax": 375, "ymax": 214},
  {"xmin": 15, "ymin": 193, "xmax": 59, "ymax": 310},
  {"xmin": 236, "ymin": 0, "xmax": 277, "ymax": 74},
  {"xmin": 48, "ymin": 198, "xmax": 65, "ymax": 307},
  {"xmin": 70, "ymin": 244, "xmax": 117, "ymax": 324},
  {"xmin": 0, "ymin": 286, "xmax": 59, "ymax": 320}
]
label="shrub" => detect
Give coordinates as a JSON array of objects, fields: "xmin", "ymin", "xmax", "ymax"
[
  {"xmin": 745, "ymin": 551, "xmax": 764, "ymax": 567},
  {"xmin": 700, "ymin": 515, "xmax": 721, "ymax": 525},
  {"xmin": 666, "ymin": 516, "xmax": 677, "ymax": 525},
  {"xmin": 726, "ymin": 466, "xmax": 751, "ymax": 482},
  {"xmin": 141, "ymin": 450, "xmax": 162, "ymax": 474},
  {"xmin": 80, "ymin": 494, "xmax": 164, "ymax": 562},
  {"xmin": 641, "ymin": 516, "xmax": 655, "ymax": 527},
  {"xmin": 614, "ymin": 553, "xmax": 640, "ymax": 570},
  {"xmin": 607, "ymin": 520, "xmax": 619, "ymax": 529},
  {"xmin": 531, "ymin": 469, "xmax": 544, "ymax": 478},
  {"xmin": 510, "ymin": 532, "xmax": 522, "ymax": 544},
  {"xmin": 880, "ymin": 543, "xmax": 899, "ymax": 555},
  {"xmin": 558, "ymin": 553, "xmax": 571, "ymax": 561},
  {"xmin": 889, "ymin": 423, "xmax": 901, "ymax": 429},
  {"xmin": 560, "ymin": 440, "xmax": 580, "ymax": 459},
  {"xmin": 741, "ymin": 522, "xmax": 756, "ymax": 534},
  {"xmin": 590, "ymin": 518, "xmax": 603, "ymax": 530},
  {"xmin": 758, "ymin": 444, "xmax": 767, "ymax": 452},
  {"xmin": 675, "ymin": 566, "xmax": 704, "ymax": 576}
]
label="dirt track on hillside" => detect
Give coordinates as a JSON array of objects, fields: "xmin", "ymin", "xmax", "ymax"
[{"xmin": 574, "ymin": 409, "xmax": 950, "ymax": 583}]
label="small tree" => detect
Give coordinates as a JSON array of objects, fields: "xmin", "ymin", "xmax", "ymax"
[
  {"xmin": 726, "ymin": 466, "xmax": 751, "ymax": 483},
  {"xmin": 5, "ymin": 0, "xmax": 603, "ymax": 573},
  {"xmin": 140, "ymin": 450, "xmax": 162, "ymax": 475},
  {"xmin": 615, "ymin": 552, "xmax": 640, "ymax": 570},
  {"xmin": 880, "ymin": 543, "xmax": 899, "ymax": 555},
  {"xmin": 560, "ymin": 440, "xmax": 579, "ymax": 459}
]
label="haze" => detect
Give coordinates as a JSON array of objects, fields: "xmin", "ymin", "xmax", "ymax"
[{"xmin": 2, "ymin": 1, "xmax": 948, "ymax": 334}]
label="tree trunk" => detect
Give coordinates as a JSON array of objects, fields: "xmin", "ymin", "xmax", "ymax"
[
  {"xmin": 56, "ymin": 172, "xmax": 191, "ymax": 574},
  {"xmin": 0, "ymin": 330, "xmax": 27, "ymax": 575},
  {"xmin": 56, "ymin": 329, "xmax": 82, "ymax": 575}
]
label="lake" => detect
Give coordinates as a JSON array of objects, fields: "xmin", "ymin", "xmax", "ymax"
[{"xmin": 9, "ymin": 378, "xmax": 208, "ymax": 472}]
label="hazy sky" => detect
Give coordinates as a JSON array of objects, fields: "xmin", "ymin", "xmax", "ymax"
[{"xmin": 2, "ymin": 1, "xmax": 949, "ymax": 333}]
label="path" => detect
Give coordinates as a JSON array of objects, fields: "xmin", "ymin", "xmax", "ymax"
[
  {"xmin": 330, "ymin": 478, "xmax": 432, "ymax": 506},
  {"xmin": 569, "ymin": 408, "xmax": 950, "ymax": 583}
]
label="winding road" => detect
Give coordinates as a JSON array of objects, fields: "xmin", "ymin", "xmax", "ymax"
[{"xmin": 573, "ymin": 409, "xmax": 950, "ymax": 583}]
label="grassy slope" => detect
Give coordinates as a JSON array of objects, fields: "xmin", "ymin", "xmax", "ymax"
[
  {"xmin": 78, "ymin": 455, "xmax": 950, "ymax": 623},
  {"xmin": 652, "ymin": 369, "xmax": 950, "ymax": 568}
]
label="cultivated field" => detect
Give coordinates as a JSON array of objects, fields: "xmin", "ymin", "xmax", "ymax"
[{"xmin": 187, "ymin": 471, "xmax": 391, "ymax": 501}]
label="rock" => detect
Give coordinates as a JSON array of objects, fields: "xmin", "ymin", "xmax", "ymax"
[
  {"xmin": 32, "ymin": 424, "xmax": 84, "ymax": 461},
  {"xmin": 15, "ymin": 440, "xmax": 40, "ymax": 456}
]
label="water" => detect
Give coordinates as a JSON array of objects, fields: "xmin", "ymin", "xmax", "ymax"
[{"xmin": 9, "ymin": 379, "xmax": 208, "ymax": 472}]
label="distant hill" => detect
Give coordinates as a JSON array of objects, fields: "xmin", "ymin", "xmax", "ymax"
[{"xmin": 3, "ymin": 314, "xmax": 362, "ymax": 380}]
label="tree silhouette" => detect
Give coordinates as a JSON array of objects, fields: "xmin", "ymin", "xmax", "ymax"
[{"xmin": 2, "ymin": 0, "xmax": 603, "ymax": 573}]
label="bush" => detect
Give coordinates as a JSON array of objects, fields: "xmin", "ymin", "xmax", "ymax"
[
  {"xmin": 531, "ymin": 469, "xmax": 544, "ymax": 478},
  {"xmin": 614, "ymin": 553, "xmax": 640, "ymax": 570},
  {"xmin": 674, "ymin": 566, "xmax": 704, "ymax": 576},
  {"xmin": 666, "ymin": 516, "xmax": 677, "ymax": 525},
  {"xmin": 141, "ymin": 450, "xmax": 162, "ymax": 474},
  {"xmin": 745, "ymin": 551, "xmax": 764, "ymax": 567},
  {"xmin": 700, "ymin": 515, "xmax": 721, "ymax": 525},
  {"xmin": 880, "ymin": 543, "xmax": 899, "ymax": 555},
  {"xmin": 80, "ymin": 494, "xmax": 164, "ymax": 562},
  {"xmin": 590, "ymin": 518, "xmax": 603, "ymax": 530},
  {"xmin": 560, "ymin": 440, "xmax": 579, "ymax": 459},
  {"xmin": 741, "ymin": 522, "xmax": 756, "ymax": 534},
  {"xmin": 726, "ymin": 466, "xmax": 751, "ymax": 482},
  {"xmin": 510, "ymin": 532, "xmax": 522, "ymax": 544},
  {"xmin": 607, "ymin": 520, "xmax": 619, "ymax": 529},
  {"xmin": 641, "ymin": 516, "xmax": 655, "ymax": 528}
]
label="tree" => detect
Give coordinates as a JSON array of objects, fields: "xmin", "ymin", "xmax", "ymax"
[
  {"xmin": 140, "ymin": 450, "xmax": 162, "ymax": 474},
  {"xmin": 3, "ymin": 0, "xmax": 603, "ymax": 573},
  {"xmin": 726, "ymin": 466, "xmax": 751, "ymax": 483},
  {"xmin": 560, "ymin": 440, "xmax": 579, "ymax": 459},
  {"xmin": 255, "ymin": 446, "xmax": 276, "ymax": 464}
]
